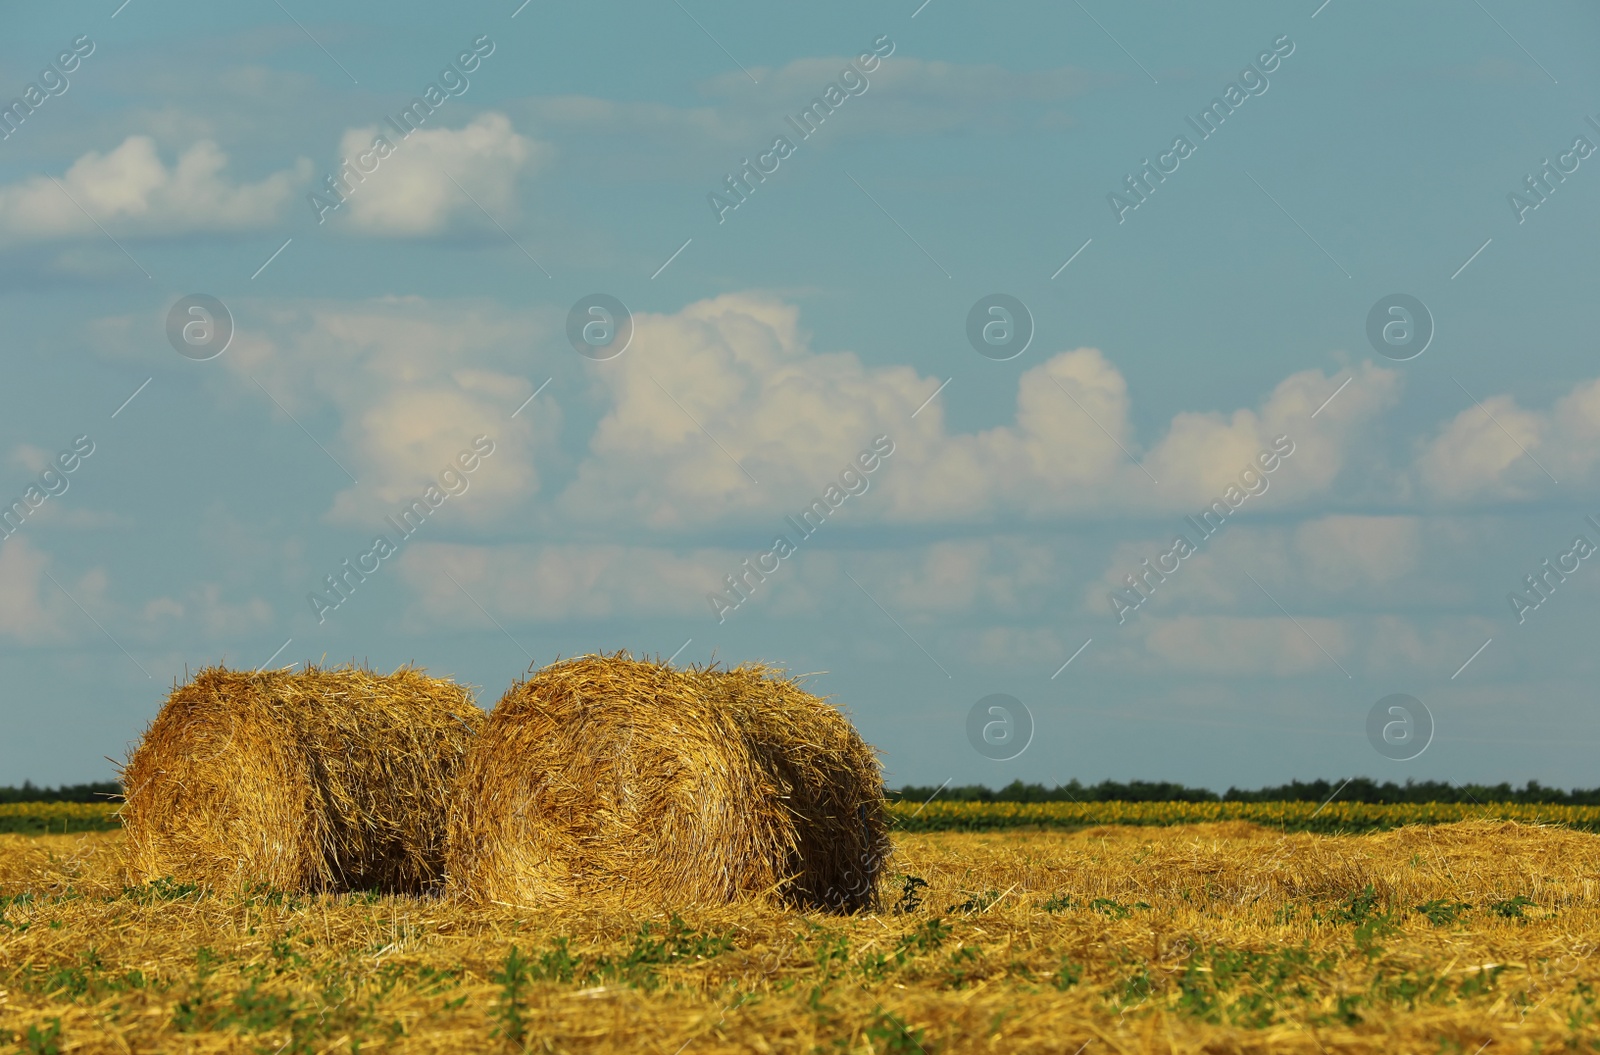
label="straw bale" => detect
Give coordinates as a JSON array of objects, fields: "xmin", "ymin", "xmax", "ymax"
[
  {"xmin": 446, "ymin": 652, "xmax": 889, "ymax": 911},
  {"xmin": 121, "ymin": 664, "xmax": 484, "ymax": 895}
]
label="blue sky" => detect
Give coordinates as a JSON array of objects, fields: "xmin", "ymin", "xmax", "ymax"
[{"xmin": 2, "ymin": 0, "xmax": 1598, "ymax": 790}]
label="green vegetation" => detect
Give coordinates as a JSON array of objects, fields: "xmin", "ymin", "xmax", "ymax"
[
  {"xmin": 18, "ymin": 797, "xmax": 1600, "ymax": 841},
  {"xmin": 12, "ymin": 774, "xmax": 1600, "ymax": 812},
  {"xmin": 0, "ymin": 802, "xmax": 120, "ymax": 835},
  {"xmin": 889, "ymin": 798, "xmax": 1600, "ymax": 835},
  {"xmin": 889, "ymin": 776, "xmax": 1600, "ymax": 806},
  {"xmin": 0, "ymin": 781, "xmax": 120, "ymax": 805}
]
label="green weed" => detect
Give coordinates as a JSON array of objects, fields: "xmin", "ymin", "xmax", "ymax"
[
  {"xmin": 893, "ymin": 875, "xmax": 929, "ymax": 915},
  {"xmin": 1488, "ymin": 895, "xmax": 1535, "ymax": 920},
  {"xmin": 489, "ymin": 946, "xmax": 531, "ymax": 1046},
  {"xmin": 20, "ymin": 1018, "xmax": 62, "ymax": 1055},
  {"xmin": 1414, "ymin": 899, "xmax": 1471, "ymax": 926},
  {"xmin": 863, "ymin": 1009, "xmax": 927, "ymax": 1054}
]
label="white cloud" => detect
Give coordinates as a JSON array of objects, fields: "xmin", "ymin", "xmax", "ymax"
[
  {"xmin": 1081, "ymin": 515, "xmax": 1439, "ymax": 625},
  {"xmin": 7, "ymin": 445, "xmax": 56, "ymax": 473},
  {"xmin": 0, "ymin": 537, "xmax": 64, "ymax": 643},
  {"xmin": 1111, "ymin": 609, "xmax": 1498, "ymax": 681},
  {"xmin": 84, "ymin": 293, "xmax": 556, "ymax": 528},
  {"xmin": 92, "ymin": 288, "xmax": 1563, "ymax": 582},
  {"xmin": 135, "ymin": 583, "xmax": 274, "ymax": 641},
  {"xmin": 0, "ymin": 535, "xmax": 268, "ymax": 647},
  {"xmin": 1416, "ymin": 393, "xmax": 1547, "ymax": 500},
  {"xmin": 331, "ymin": 113, "xmax": 544, "ymax": 236},
  {"xmin": 558, "ymin": 293, "xmax": 1401, "ymax": 529},
  {"xmin": 1415, "ymin": 376, "xmax": 1600, "ymax": 500},
  {"xmin": 558, "ymin": 294, "xmax": 929, "ymax": 528},
  {"xmin": 0, "ymin": 137, "xmax": 310, "ymax": 244},
  {"xmin": 208, "ymin": 296, "xmax": 552, "ymax": 526},
  {"xmin": 0, "ymin": 537, "xmax": 108, "ymax": 645},
  {"xmin": 1293, "ymin": 515, "xmax": 1422, "ymax": 593},
  {"xmin": 847, "ymin": 539, "xmax": 1060, "ymax": 616}
]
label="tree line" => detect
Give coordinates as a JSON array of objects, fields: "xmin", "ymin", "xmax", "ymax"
[
  {"xmin": 887, "ymin": 777, "xmax": 1600, "ymax": 806},
  {"xmin": 9, "ymin": 776, "xmax": 1600, "ymax": 806},
  {"xmin": 0, "ymin": 780, "xmax": 121, "ymax": 804}
]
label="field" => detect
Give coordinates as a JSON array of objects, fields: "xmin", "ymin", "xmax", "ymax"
[
  {"xmin": 891, "ymin": 798, "xmax": 1600, "ymax": 834},
  {"xmin": 0, "ymin": 805, "xmax": 120, "ymax": 837},
  {"xmin": 5, "ymin": 811, "xmax": 1600, "ymax": 1053},
  {"xmin": 15, "ymin": 798, "xmax": 1600, "ymax": 836}
]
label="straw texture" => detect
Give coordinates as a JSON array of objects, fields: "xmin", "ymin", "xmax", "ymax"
[
  {"xmin": 121, "ymin": 665, "xmax": 484, "ymax": 895},
  {"xmin": 446, "ymin": 652, "xmax": 889, "ymax": 911}
]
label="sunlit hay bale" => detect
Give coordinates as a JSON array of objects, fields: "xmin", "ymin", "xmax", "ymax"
[
  {"xmin": 446, "ymin": 652, "xmax": 890, "ymax": 912},
  {"xmin": 695, "ymin": 662, "xmax": 892, "ymax": 912},
  {"xmin": 121, "ymin": 665, "xmax": 484, "ymax": 895}
]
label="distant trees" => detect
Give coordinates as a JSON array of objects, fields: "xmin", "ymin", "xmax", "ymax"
[
  {"xmin": 888, "ymin": 777, "xmax": 1600, "ymax": 806},
  {"xmin": 7, "ymin": 775, "xmax": 1600, "ymax": 807},
  {"xmin": 0, "ymin": 780, "xmax": 121, "ymax": 804}
]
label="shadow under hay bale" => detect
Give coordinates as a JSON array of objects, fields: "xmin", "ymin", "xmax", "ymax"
[
  {"xmin": 121, "ymin": 665, "xmax": 484, "ymax": 895},
  {"xmin": 446, "ymin": 652, "xmax": 890, "ymax": 912}
]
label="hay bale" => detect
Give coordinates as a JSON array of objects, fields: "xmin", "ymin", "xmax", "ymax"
[
  {"xmin": 121, "ymin": 664, "xmax": 484, "ymax": 895},
  {"xmin": 446, "ymin": 652, "xmax": 891, "ymax": 912}
]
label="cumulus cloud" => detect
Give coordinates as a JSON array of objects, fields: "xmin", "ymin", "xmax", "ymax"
[
  {"xmin": 1293, "ymin": 516, "xmax": 1422, "ymax": 594},
  {"xmin": 86, "ymin": 292, "xmax": 555, "ymax": 526},
  {"xmin": 1082, "ymin": 515, "xmax": 1444, "ymax": 626},
  {"xmin": 0, "ymin": 538, "xmax": 65, "ymax": 643},
  {"xmin": 330, "ymin": 113, "xmax": 544, "ymax": 236},
  {"xmin": 1416, "ymin": 377, "xmax": 1600, "ymax": 500},
  {"xmin": 78, "ymin": 289, "xmax": 1439, "ymax": 556},
  {"xmin": 7, "ymin": 445, "xmax": 57, "ymax": 473},
  {"xmin": 0, "ymin": 534, "xmax": 268, "ymax": 647},
  {"xmin": 0, "ymin": 537, "xmax": 108, "ymax": 645},
  {"xmin": 557, "ymin": 293, "xmax": 1400, "ymax": 529},
  {"xmin": 842, "ymin": 539, "xmax": 1061, "ymax": 616},
  {"xmin": 217, "ymin": 295, "xmax": 552, "ymax": 525},
  {"xmin": 135, "ymin": 583, "xmax": 274, "ymax": 641},
  {"xmin": 878, "ymin": 357, "xmax": 1400, "ymax": 521},
  {"xmin": 1119, "ymin": 608, "xmax": 1499, "ymax": 681},
  {"xmin": 558, "ymin": 294, "xmax": 928, "ymax": 528},
  {"xmin": 82, "ymin": 290, "xmax": 1408, "ymax": 539},
  {"xmin": 0, "ymin": 137, "xmax": 310, "ymax": 244}
]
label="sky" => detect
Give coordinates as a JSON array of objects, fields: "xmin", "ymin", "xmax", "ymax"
[{"xmin": 1, "ymin": 0, "xmax": 1598, "ymax": 792}]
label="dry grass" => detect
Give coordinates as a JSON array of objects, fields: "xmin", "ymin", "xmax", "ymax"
[
  {"xmin": 447, "ymin": 653, "xmax": 888, "ymax": 912},
  {"xmin": 893, "ymin": 797, "xmax": 1600, "ymax": 833},
  {"xmin": 121, "ymin": 665, "xmax": 484, "ymax": 896},
  {"xmin": 4, "ymin": 820, "xmax": 1599, "ymax": 1052}
]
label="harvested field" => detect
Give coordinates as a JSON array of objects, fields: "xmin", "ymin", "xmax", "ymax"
[
  {"xmin": 891, "ymin": 797, "xmax": 1600, "ymax": 833},
  {"xmin": 2, "ymin": 819, "xmax": 1596, "ymax": 1053}
]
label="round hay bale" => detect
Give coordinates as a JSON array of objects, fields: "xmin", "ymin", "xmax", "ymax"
[
  {"xmin": 446, "ymin": 652, "xmax": 891, "ymax": 912},
  {"xmin": 121, "ymin": 664, "xmax": 484, "ymax": 895}
]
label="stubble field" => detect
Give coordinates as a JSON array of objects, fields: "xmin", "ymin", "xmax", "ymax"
[{"xmin": 3, "ymin": 817, "xmax": 1597, "ymax": 1054}]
